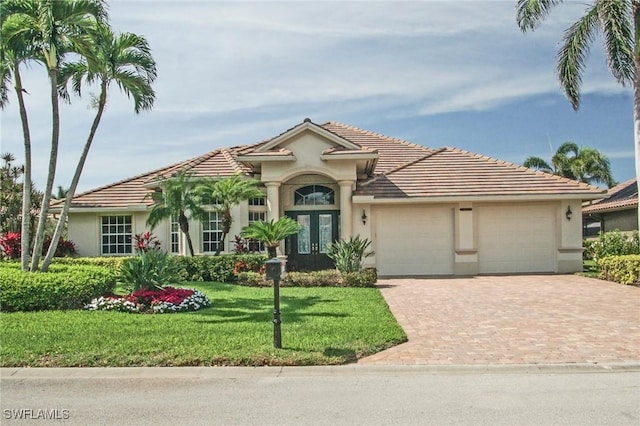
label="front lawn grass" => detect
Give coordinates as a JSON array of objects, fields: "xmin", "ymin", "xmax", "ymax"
[{"xmin": 0, "ymin": 282, "xmax": 406, "ymax": 367}]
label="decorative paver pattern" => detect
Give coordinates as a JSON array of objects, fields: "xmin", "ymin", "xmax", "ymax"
[{"xmin": 359, "ymin": 275, "xmax": 640, "ymax": 365}]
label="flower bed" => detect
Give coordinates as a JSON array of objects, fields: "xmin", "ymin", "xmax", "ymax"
[{"xmin": 85, "ymin": 287, "xmax": 210, "ymax": 314}]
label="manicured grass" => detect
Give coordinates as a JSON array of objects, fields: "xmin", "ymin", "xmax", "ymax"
[{"xmin": 0, "ymin": 282, "xmax": 406, "ymax": 367}]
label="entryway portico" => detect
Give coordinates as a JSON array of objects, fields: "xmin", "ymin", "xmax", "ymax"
[{"xmin": 236, "ymin": 119, "xmax": 376, "ymax": 270}]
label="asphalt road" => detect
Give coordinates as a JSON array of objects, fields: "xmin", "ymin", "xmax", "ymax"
[{"xmin": 1, "ymin": 365, "xmax": 639, "ymax": 425}]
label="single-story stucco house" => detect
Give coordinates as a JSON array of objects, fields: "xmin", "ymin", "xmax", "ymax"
[
  {"xmin": 582, "ymin": 178, "xmax": 638, "ymax": 237},
  {"xmin": 54, "ymin": 119, "xmax": 606, "ymax": 276}
]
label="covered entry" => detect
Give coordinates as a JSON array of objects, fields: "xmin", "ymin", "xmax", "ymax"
[
  {"xmin": 375, "ymin": 205, "xmax": 454, "ymax": 276},
  {"xmin": 285, "ymin": 210, "xmax": 339, "ymax": 271}
]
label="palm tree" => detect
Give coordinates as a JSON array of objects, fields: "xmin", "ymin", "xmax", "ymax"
[
  {"xmin": 146, "ymin": 169, "xmax": 208, "ymax": 257},
  {"xmin": 516, "ymin": 0, "xmax": 638, "ymax": 228},
  {"xmin": 241, "ymin": 217, "xmax": 301, "ymax": 259},
  {"xmin": 41, "ymin": 22, "xmax": 156, "ymax": 271},
  {"xmin": 196, "ymin": 174, "xmax": 263, "ymax": 255},
  {"xmin": 523, "ymin": 141, "xmax": 616, "ymax": 187},
  {"xmin": 0, "ymin": 13, "xmax": 35, "ymax": 271},
  {"xmin": 2, "ymin": 0, "xmax": 108, "ymax": 271}
]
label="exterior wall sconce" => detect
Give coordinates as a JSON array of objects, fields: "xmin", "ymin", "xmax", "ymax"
[
  {"xmin": 361, "ymin": 210, "xmax": 368, "ymax": 225},
  {"xmin": 565, "ymin": 206, "xmax": 572, "ymax": 221}
]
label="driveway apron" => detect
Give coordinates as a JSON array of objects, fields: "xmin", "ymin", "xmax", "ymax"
[{"xmin": 359, "ymin": 275, "xmax": 640, "ymax": 365}]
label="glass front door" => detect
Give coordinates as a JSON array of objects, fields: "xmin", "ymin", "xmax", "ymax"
[{"xmin": 285, "ymin": 210, "xmax": 339, "ymax": 271}]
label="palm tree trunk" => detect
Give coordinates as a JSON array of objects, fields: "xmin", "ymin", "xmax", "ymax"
[
  {"xmin": 41, "ymin": 82, "xmax": 108, "ymax": 271},
  {"xmin": 30, "ymin": 68, "xmax": 60, "ymax": 271},
  {"xmin": 179, "ymin": 213, "xmax": 195, "ymax": 256},
  {"xmin": 634, "ymin": 2, "xmax": 640, "ymax": 231},
  {"xmin": 13, "ymin": 63, "xmax": 32, "ymax": 271}
]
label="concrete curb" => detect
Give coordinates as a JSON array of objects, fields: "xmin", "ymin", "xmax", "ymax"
[{"xmin": 2, "ymin": 362, "xmax": 638, "ymax": 379}]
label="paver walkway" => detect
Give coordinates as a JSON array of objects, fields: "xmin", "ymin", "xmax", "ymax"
[{"xmin": 359, "ymin": 275, "xmax": 640, "ymax": 365}]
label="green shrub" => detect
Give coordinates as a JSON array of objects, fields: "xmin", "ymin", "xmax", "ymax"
[
  {"xmin": 54, "ymin": 256, "xmax": 133, "ymax": 269},
  {"xmin": 236, "ymin": 271, "xmax": 269, "ymax": 287},
  {"xmin": 173, "ymin": 254, "xmax": 267, "ymax": 282},
  {"xmin": 597, "ymin": 255, "xmax": 640, "ymax": 285},
  {"xmin": 586, "ymin": 230, "xmax": 640, "ymax": 261},
  {"xmin": 342, "ymin": 268, "xmax": 378, "ymax": 287},
  {"xmin": 237, "ymin": 268, "xmax": 377, "ymax": 287},
  {"xmin": 119, "ymin": 250, "xmax": 180, "ymax": 292},
  {"xmin": 0, "ymin": 263, "xmax": 116, "ymax": 311},
  {"xmin": 326, "ymin": 235, "xmax": 373, "ymax": 273}
]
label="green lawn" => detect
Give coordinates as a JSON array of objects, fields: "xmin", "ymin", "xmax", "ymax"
[{"xmin": 0, "ymin": 283, "xmax": 406, "ymax": 367}]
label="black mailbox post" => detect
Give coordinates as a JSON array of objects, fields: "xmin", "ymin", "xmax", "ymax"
[{"xmin": 265, "ymin": 258, "xmax": 282, "ymax": 348}]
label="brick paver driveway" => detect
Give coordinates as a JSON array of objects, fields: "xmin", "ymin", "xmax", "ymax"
[{"xmin": 359, "ymin": 275, "xmax": 640, "ymax": 365}]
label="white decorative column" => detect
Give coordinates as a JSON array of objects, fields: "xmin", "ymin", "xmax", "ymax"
[
  {"xmin": 338, "ymin": 180, "xmax": 354, "ymax": 239},
  {"xmin": 265, "ymin": 182, "xmax": 281, "ymax": 221}
]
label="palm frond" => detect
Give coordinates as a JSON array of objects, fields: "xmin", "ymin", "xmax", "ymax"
[
  {"xmin": 516, "ymin": 0, "xmax": 564, "ymax": 32},
  {"xmin": 598, "ymin": 0, "xmax": 634, "ymax": 85}
]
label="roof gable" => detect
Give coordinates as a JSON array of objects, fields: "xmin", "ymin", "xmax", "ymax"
[{"xmin": 256, "ymin": 119, "xmax": 361, "ymax": 153}]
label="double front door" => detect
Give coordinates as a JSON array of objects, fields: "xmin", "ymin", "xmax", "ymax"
[{"xmin": 285, "ymin": 210, "xmax": 339, "ymax": 271}]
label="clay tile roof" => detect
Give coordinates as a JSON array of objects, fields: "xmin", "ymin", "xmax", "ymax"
[
  {"xmin": 61, "ymin": 148, "xmax": 251, "ymax": 209},
  {"xmin": 582, "ymin": 178, "xmax": 638, "ymax": 213},
  {"xmin": 320, "ymin": 121, "xmax": 433, "ymax": 174},
  {"xmin": 356, "ymin": 147, "xmax": 605, "ymax": 199}
]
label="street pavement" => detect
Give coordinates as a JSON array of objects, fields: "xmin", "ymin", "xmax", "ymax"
[{"xmin": 2, "ymin": 364, "xmax": 639, "ymax": 425}]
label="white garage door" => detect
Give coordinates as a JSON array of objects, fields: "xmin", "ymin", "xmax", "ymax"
[
  {"xmin": 375, "ymin": 205, "xmax": 454, "ymax": 276},
  {"xmin": 478, "ymin": 204, "xmax": 556, "ymax": 274}
]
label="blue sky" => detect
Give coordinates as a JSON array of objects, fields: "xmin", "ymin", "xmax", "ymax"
[{"xmin": 0, "ymin": 0, "xmax": 634, "ymax": 193}]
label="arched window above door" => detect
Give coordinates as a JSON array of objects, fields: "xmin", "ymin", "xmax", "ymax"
[{"xmin": 294, "ymin": 185, "xmax": 335, "ymax": 206}]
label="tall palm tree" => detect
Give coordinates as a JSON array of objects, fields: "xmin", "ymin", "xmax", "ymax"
[
  {"xmin": 196, "ymin": 174, "xmax": 263, "ymax": 255},
  {"xmin": 0, "ymin": 30, "xmax": 34, "ymax": 270},
  {"xmin": 516, "ymin": 0, "xmax": 638, "ymax": 228},
  {"xmin": 523, "ymin": 141, "xmax": 616, "ymax": 187},
  {"xmin": 146, "ymin": 169, "xmax": 208, "ymax": 257},
  {"xmin": 41, "ymin": 22, "xmax": 156, "ymax": 271},
  {"xmin": 1, "ymin": 0, "xmax": 107, "ymax": 271},
  {"xmin": 241, "ymin": 217, "xmax": 301, "ymax": 259}
]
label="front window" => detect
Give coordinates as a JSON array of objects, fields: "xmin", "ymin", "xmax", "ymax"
[
  {"xmin": 248, "ymin": 211, "xmax": 266, "ymax": 252},
  {"xmin": 101, "ymin": 215, "xmax": 132, "ymax": 255},
  {"xmin": 202, "ymin": 211, "xmax": 223, "ymax": 253},
  {"xmin": 294, "ymin": 185, "xmax": 335, "ymax": 206},
  {"xmin": 170, "ymin": 216, "xmax": 180, "ymax": 254}
]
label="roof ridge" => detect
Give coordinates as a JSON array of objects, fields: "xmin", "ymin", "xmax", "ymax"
[
  {"xmin": 446, "ymin": 146, "xmax": 605, "ymax": 193},
  {"xmin": 322, "ymin": 121, "xmax": 432, "ymax": 152},
  {"xmin": 221, "ymin": 147, "xmax": 247, "ymax": 174}
]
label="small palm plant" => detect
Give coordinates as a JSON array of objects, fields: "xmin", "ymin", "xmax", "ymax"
[
  {"xmin": 326, "ymin": 235, "xmax": 373, "ymax": 274},
  {"xmin": 241, "ymin": 217, "xmax": 300, "ymax": 258},
  {"xmin": 119, "ymin": 249, "xmax": 179, "ymax": 292}
]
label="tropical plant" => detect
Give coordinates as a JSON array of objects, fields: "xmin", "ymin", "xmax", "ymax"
[
  {"xmin": 41, "ymin": 22, "xmax": 156, "ymax": 271},
  {"xmin": 196, "ymin": 174, "xmax": 263, "ymax": 255},
  {"xmin": 516, "ymin": 0, "xmax": 638, "ymax": 227},
  {"xmin": 0, "ymin": 153, "xmax": 43, "ymax": 244},
  {"xmin": 523, "ymin": 141, "xmax": 616, "ymax": 187},
  {"xmin": 146, "ymin": 169, "xmax": 208, "ymax": 257},
  {"xmin": 241, "ymin": 217, "xmax": 301, "ymax": 258},
  {"xmin": 118, "ymin": 249, "xmax": 179, "ymax": 292},
  {"xmin": 52, "ymin": 185, "xmax": 69, "ymax": 200},
  {"xmin": 326, "ymin": 235, "xmax": 373, "ymax": 273},
  {"xmin": 1, "ymin": 0, "xmax": 108, "ymax": 271}
]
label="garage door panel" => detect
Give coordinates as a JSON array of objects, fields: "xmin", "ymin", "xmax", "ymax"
[
  {"xmin": 376, "ymin": 206, "xmax": 454, "ymax": 275},
  {"xmin": 478, "ymin": 205, "xmax": 556, "ymax": 274}
]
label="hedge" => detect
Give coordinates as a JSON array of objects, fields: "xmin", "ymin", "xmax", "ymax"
[
  {"xmin": 597, "ymin": 255, "xmax": 640, "ymax": 285},
  {"xmin": 0, "ymin": 263, "xmax": 116, "ymax": 311},
  {"xmin": 172, "ymin": 254, "xmax": 267, "ymax": 282},
  {"xmin": 237, "ymin": 268, "xmax": 378, "ymax": 287},
  {"xmin": 53, "ymin": 254, "xmax": 267, "ymax": 283}
]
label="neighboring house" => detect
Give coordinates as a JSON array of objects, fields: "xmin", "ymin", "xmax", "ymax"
[
  {"xmin": 582, "ymin": 178, "xmax": 638, "ymax": 237},
  {"xmin": 53, "ymin": 119, "xmax": 605, "ymax": 276}
]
